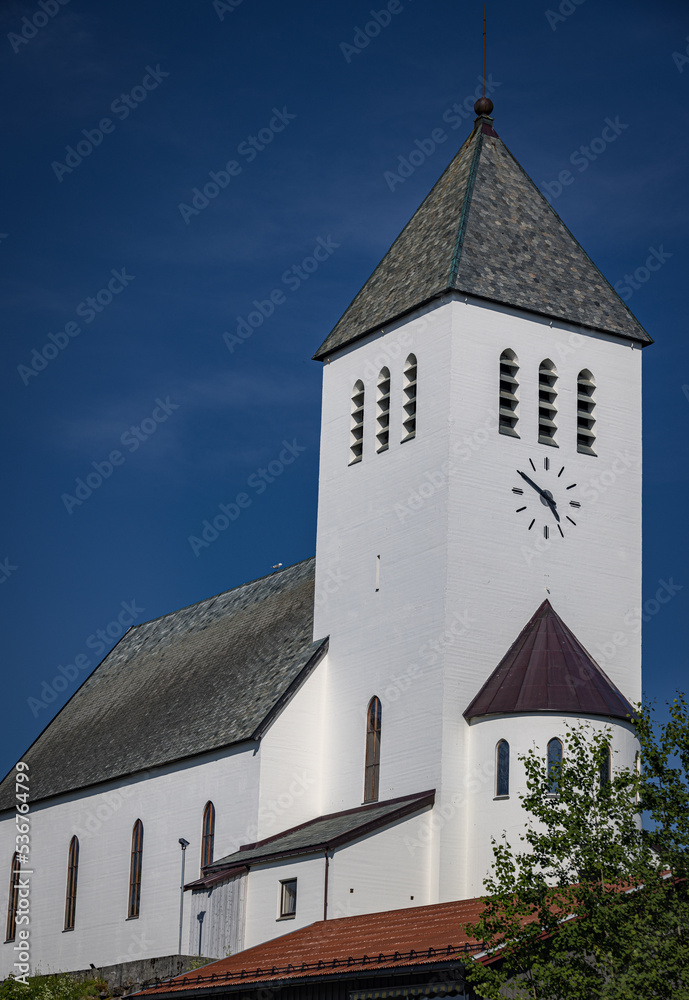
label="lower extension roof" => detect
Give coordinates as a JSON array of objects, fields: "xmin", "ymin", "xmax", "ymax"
[
  {"xmin": 0, "ymin": 558, "xmax": 326, "ymax": 811},
  {"xmin": 135, "ymin": 896, "xmax": 487, "ymax": 995}
]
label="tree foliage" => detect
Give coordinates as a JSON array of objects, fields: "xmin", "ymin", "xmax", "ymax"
[
  {"xmin": 0, "ymin": 976, "xmax": 107, "ymax": 1000},
  {"xmin": 464, "ymin": 702, "xmax": 689, "ymax": 1000}
]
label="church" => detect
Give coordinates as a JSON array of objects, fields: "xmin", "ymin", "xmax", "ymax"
[{"xmin": 0, "ymin": 93, "xmax": 650, "ymax": 991}]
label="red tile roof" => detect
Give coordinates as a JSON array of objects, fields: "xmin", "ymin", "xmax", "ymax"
[
  {"xmin": 464, "ymin": 600, "xmax": 635, "ymax": 722},
  {"xmin": 136, "ymin": 898, "xmax": 487, "ymax": 994}
]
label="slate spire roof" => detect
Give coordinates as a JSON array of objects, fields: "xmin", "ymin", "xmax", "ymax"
[
  {"xmin": 464, "ymin": 599, "xmax": 635, "ymax": 722},
  {"xmin": 314, "ymin": 111, "xmax": 651, "ymax": 360}
]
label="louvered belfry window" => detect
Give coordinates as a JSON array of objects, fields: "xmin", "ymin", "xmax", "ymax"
[
  {"xmin": 350, "ymin": 380, "xmax": 365, "ymax": 465},
  {"xmin": 376, "ymin": 368, "xmax": 391, "ymax": 453},
  {"xmin": 201, "ymin": 801, "xmax": 215, "ymax": 871},
  {"xmin": 364, "ymin": 696, "xmax": 382, "ymax": 802},
  {"xmin": 402, "ymin": 354, "xmax": 417, "ymax": 441},
  {"xmin": 128, "ymin": 820, "xmax": 144, "ymax": 918},
  {"xmin": 5, "ymin": 853, "xmax": 20, "ymax": 942},
  {"xmin": 577, "ymin": 369, "xmax": 596, "ymax": 454},
  {"xmin": 64, "ymin": 836, "xmax": 79, "ymax": 930},
  {"xmin": 498, "ymin": 350, "xmax": 519, "ymax": 436},
  {"xmin": 538, "ymin": 359, "xmax": 558, "ymax": 445}
]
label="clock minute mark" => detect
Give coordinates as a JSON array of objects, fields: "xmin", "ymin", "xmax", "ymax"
[
  {"xmin": 558, "ymin": 525, "xmax": 564, "ymax": 538},
  {"xmin": 516, "ymin": 506, "xmax": 527, "ymax": 512},
  {"xmin": 566, "ymin": 516, "xmax": 577, "ymax": 525},
  {"xmin": 528, "ymin": 519, "xmax": 535, "ymax": 530},
  {"xmin": 544, "ymin": 456, "xmax": 550, "ymax": 471},
  {"xmin": 543, "ymin": 525, "xmax": 549, "ymax": 539},
  {"xmin": 569, "ymin": 501, "xmax": 581, "ymax": 508},
  {"xmin": 512, "ymin": 487, "xmax": 524, "ymax": 495},
  {"xmin": 558, "ymin": 466, "xmax": 565, "ymax": 477},
  {"xmin": 566, "ymin": 483, "xmax": 577, "ymax": 490},
  {"xmin": 529, "ymin": 458, "xmax": 536, "ymax": 471}
]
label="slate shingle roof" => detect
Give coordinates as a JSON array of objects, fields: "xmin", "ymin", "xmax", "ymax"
[
  {"xmin": 314, "ymin": 117, "xmax": 651, "ymax": 360},
  {"xmin": 0, "ymin": 558, "xmax": 325, "ymax": 811},
  {"xmin": 205, "ymin": 790, "xmax": 435, "ymax": 872},
  {"xmin": 464, "ymin": 599, "xmax": 635, "ymax": 722},
  {"xmin": 136, "ymin": 896, "xmax": 486, "ymax": 993}
]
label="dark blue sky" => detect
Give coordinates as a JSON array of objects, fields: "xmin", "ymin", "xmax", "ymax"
[{"xmin": 1, "ymin": 0, "xmax": 687, "ymax": 780}]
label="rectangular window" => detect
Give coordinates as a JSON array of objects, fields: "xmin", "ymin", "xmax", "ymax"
[{"xmin": 279, "ymin": 878, "xmax": 297, "ymax": 918}]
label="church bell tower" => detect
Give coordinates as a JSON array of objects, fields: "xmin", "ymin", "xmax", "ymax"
[{"xmin": 311, "ymin": 97, "xmax": 651, "ymax": 900}]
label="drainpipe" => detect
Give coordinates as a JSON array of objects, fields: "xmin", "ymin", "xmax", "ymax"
[
  {"xmin": 178, "ymin": 838, "xmax": 189, "ymax": 955},
  {"xmin": 323, "ymin": 847, "xmax": 330, "ymax": 921}
]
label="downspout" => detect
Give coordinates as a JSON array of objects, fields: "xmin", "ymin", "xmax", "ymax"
[{"xmin": 323, "ymin": 847, "xmax": 330, "ymax": 921}]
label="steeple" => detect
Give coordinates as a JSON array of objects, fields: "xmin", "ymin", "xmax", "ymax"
[{"xmin": 314, "ymin": 103, "xmax": 651, "ymax": 361}]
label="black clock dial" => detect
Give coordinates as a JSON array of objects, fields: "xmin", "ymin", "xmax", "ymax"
[{"xmin": 512, "ymin": 458, "xmax": 581, "ymax": 538}]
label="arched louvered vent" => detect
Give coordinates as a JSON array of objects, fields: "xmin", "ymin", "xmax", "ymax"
[
  {"xmin": 498, "ymin": 350, "xmax": 519, "ymax": 437},
  {"xmin": 376, "ymin": 368, "xmax": 390, "ymax": 453},
  {"xmin": 577, "ymin": 369, "xmax": 596, "ymax": 454},
  {"xmin": 402, "ymin": 354, "xmax": 417, "ymax": 442},
  {"xmin": 350, "ymin": 380, "xmax": 364, "ymax": 465},
  {"xmin": 538, "ymin": 359, "xmax": 558, "ymax": 446}
]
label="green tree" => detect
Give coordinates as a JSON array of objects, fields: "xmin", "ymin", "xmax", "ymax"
[
  {"xmin": 463, "ymin": 708, "xmax": 689, "ymax": 1000},
  {"xmin": 0, "ymin": 976, "xmax": 107, "ymax": 1000}
]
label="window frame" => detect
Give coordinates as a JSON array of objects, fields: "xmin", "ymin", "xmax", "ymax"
[
  {"xmin": 498, "ymin": 350, "xmax": 519, "ymax": 437},
  {"xmin": 64, "ymin": 836, "xmax": 79, "ymax": 931},
  {"xmin": 128, "ymin": 819, "xmax": 144, "ymax": 919},
  {"xmin": 349, "ymin": 380, "xmax": 365, "ymax": 465},
  {"xmin": 538, "ymin": 359, "xmax": 558, "ymax": 446},
  {"xmin": 577, "ymin": 369, "xmax": 597, "ymax": 455},
  {"xmin": 5, "ymin": 853, "xmax": 20, "ymax": 943},
  {"xmin": 201, "ymin": 801, "xmax": 215, "ymax": 872},
  {"xmin": 364, "ymin": 696, "xmax": 382, "ymax": 803},
  {"xmin": 376, "ymin": 368, "xmax": 391, "ymax": 453},
  {"xmin": 495, "ymin": 740, "xmax": 510, "ymax": 798},
  {"xmin": 547, "ymin": 737, "xmax": 563, "ymax": 794},
  {"xmin": 279, "ymin": 878, "xmax": 297, "ymax": 919},
  {"xmin": 402, "ymin": 354, "xmax": 417, "ymax": 442}
]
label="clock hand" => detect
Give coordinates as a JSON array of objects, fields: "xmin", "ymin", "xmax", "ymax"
[{"xmin": 517, "ymin": 470, "xmax": 561, "ymax": 522}]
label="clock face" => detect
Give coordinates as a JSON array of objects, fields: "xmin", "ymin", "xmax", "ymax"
[{"xmin": 511, "ymin": 456, "xmax": 582, "ymax": 539}]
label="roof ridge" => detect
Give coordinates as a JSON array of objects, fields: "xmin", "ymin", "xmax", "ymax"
[{"xmin": 447, "ymin": 127, "xmax": 483, "ymax": 286}]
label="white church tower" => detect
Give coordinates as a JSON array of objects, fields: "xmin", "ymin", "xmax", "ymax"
[{"xmin": 312, "ymin": 95, "xmax": 650, "ymax": 901}]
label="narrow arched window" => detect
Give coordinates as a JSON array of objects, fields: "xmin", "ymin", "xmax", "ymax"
[
  {"xmin": 376, "ymin": 368, "xmax": 391, "ymax": 453},
  {"xmin": 350, "ymin": 380, "xmax": 364, "ymax": 465},
  {"xmin": 547, "ymin": 738, "xmax": 563, "ymax": 793},
  {"xmin": 64, "ymin": 836, "xmax": 79, "ymax": 931},
  {"xmin": 538, "ymin": 359, "xmax": 558, "ymax": 446},
  {"xmin": 5, "ymin": 853, "xmax": 20, "ymax": 942},
  {"xmin": 364, "ymin": 696, "xmax": 382, "ymax": 803},
  {"xmin": 128, "ymin": 820, "xmax": 144, "ymax": 918},
  {"xmin": 201, "ymin": 802, "xmax": 215, "ymax": 872},
  {"xmin": 577, "ymin": 369, "xmax": 596, "ymax": 454},
  {"xmin": 402, "ymin": 354, "xmax": 417, "ymax": 442},
  {"xmin": 499, "ymin": 350, "xmax": 519, "ymax": 437},
  {"xmin": 599, "ymin": 743, "xmax": 611, "ymax": 788},
  {"xmin": 496, "ymin": 740, "xmax": 510, "ymax": 796}
]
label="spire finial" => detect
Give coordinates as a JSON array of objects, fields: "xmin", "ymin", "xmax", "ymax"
[{"xmin": 474, "ymin": 5, "xmax": 494, "ymax": 117}]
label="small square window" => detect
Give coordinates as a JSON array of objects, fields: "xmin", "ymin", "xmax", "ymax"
[{"xmin": 279, "ymin": 879, "xmax": 297, "ymax": 918}]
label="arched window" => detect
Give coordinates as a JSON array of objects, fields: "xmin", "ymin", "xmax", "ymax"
[
  {"xmin": 201, "ymin": 802, "xmax": 215, "ymax": 871},
  {"xmin": 5, "ymin": 853, "xmax": 20, "ymax": 942},
  {"xmin": 64, "ymin": 836, "xmax": 79, "ymax": 931},
  {"xmin": 402, "ymin": 354, "xmax": 417, "ymax": 442},
  {"xmin": 538, "ymin": 359, "xmax": 558, "ymax": 446},
  {"xmin": 128, "ymin": 820, "xmax": 144, "ymax": 918},
  {"xmin": 496, "ymin": 740, "xmax": 510, "ymax": 796},
  {"xmin": 599, "ymin": 742, "xmax": 611, "ymax": 787},
  {"xmin": 547, "ymin": 738, "xmax": 563, "ymax": 793},
  {"xmin": 376, "ymin": 368, "xmax": 391, "ymax": 453},
  {"xmin": 498, "ymin": 350, "xmax": 519, "ymax": 437},
  {"xmin": 350, "ymin": 380, "xmax": 364, "ymax": 465},
  {"xmin": 364, "ymin": 696, "xmax": 382, "ymax": 803},
  {"xmin": 577, "ymin": 369, "xmax": 596, "ymax": 454}
]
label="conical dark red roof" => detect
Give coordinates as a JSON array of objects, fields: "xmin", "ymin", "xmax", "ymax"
[{"xmin": 464, "ymin": 600, "xmax": 634, "ymax": 722}]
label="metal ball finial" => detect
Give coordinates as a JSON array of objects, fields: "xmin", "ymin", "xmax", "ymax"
[{"xmin": 474, "ymin": 96, "xmax": 494, "ymax": 116}]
